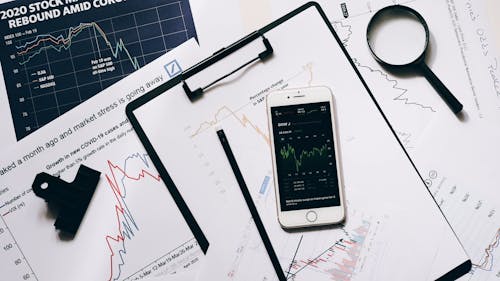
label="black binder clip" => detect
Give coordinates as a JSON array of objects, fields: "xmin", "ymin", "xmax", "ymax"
[
  {"xmin": 182, "ymin": 33, "xmax": 274, "ymax": 101},
  {"xmin": 32, "ymin": 165, "xmax": 100, "ymax": 235}
]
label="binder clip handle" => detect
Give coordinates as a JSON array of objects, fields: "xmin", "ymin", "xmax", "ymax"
[{"xmin": 32, "ymin": 165, "xmax": 100, "ymax": 235}]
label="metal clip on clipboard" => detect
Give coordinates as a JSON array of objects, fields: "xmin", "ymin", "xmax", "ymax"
[{"xmin": 181, "ymin": 32, "xmax": 274, "ymax": 101}]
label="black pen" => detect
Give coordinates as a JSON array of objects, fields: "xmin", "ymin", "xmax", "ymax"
[{"xmin": 216, "ymin": 129, "xmax": 286, "ymax": 281}]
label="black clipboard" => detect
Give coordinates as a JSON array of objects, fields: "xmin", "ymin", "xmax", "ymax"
[{"xmin": 126, "ymin": 2, "xmax": 471, "ymax": 280}]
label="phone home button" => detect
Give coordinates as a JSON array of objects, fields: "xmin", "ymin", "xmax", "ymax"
[{"xmin": 306, "ymin": 210, "xmax": 317, "ymax": 223}]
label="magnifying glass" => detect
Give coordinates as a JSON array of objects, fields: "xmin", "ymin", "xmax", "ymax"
[{"xmin": 366, "ymin": 5, "xmax": 463, "ymax": 114}]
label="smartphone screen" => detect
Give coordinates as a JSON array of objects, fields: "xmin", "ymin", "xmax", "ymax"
[{"xmin": 271, "ymin": 102, "xmax": 340, "ymax": 211}]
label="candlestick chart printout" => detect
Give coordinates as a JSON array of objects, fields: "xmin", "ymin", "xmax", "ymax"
[{"xmin": 0, "ymin": 0, "xmax": 196, "ymax": 140}]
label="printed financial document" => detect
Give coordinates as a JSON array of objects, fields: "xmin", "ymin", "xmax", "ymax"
[
  {"xmin": 0, "ymin": 0, "xmax": 197, "ymax": 144},
  {"xmin": 0, "ymin": 39, "xmax": 204, "ymax": 281}
]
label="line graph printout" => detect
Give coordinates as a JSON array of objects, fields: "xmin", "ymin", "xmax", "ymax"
[
  {"xmin": 0, "ymin": 39, "xmax": 204, "ymax": 281},
  {"xmin": 404, "ymin": 1, "xmax": 500, "ymax": 280},
  {"xmin": 422, "ymin": 169, "xmax": 500, "ymax": 281},
  {"xmin": 0, "ymin": 0, "xmax": 197, "ymax": 140},
  {"xmin": 412, "ymin": 113, "xmax": 500, "ymax": 281}
]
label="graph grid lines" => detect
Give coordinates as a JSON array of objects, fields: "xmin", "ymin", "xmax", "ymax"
[
  {"xmin": 17, "ymin": 3, "xmax": 185, "ymax": 115},
  {"xmin": 0, "ymin": 0, "xmax": 197, "ymax": 140}
]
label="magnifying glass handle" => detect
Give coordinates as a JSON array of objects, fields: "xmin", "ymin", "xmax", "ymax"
[{"xmin": 419, "ymin": 63, "xmax": 463, "ymax": 114}]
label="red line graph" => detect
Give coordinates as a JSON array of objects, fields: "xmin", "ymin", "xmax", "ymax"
[
  {"xmin": 104, "ymin": 159, "xmax": 161, "ymax": 281},
  {"xmin": 287, "ymin": 220, "xmax": 369, "ymax": 281},
  {"xmin": 473, "ymin": 228, "xmax": 500, "ymax": 271}
]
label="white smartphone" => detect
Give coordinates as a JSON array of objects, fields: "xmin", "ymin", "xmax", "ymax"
[{"xmin": 267, "ymin": 86, "xmax": 345, "ymax": 229}]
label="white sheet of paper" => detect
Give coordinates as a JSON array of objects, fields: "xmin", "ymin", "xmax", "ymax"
[
  {"xmin": 0, "ymin": 39, "xmax": 205, "ymax": 281},
  {"xmin": 144, "ymin": 270, "xmax": 198, "ymax": 281},
  {"xmin": 412, "ymin": 116, "xmax": 500, "ymax": 281},
  {"xmin": 133, "ymin": 5, "xmax": 468, "ymax": 280}
]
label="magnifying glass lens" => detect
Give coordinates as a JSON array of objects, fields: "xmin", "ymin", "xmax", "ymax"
[{"xmin": 368, "ymin": 8, "xmax": 427, "ymax": 66}]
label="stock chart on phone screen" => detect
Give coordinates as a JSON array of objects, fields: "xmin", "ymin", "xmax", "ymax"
[{"xmin": 271, "ymin": 102, "xmax": 340, "ymax": 211}]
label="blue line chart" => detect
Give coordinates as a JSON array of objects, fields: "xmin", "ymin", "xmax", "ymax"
[
  {"xmin": 16, "ymin": 22, "xmax": 140, "ymax": 70},
  {"xmin": 104, "ymin": 152, "xmax": 161, "ymax": 281}
]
